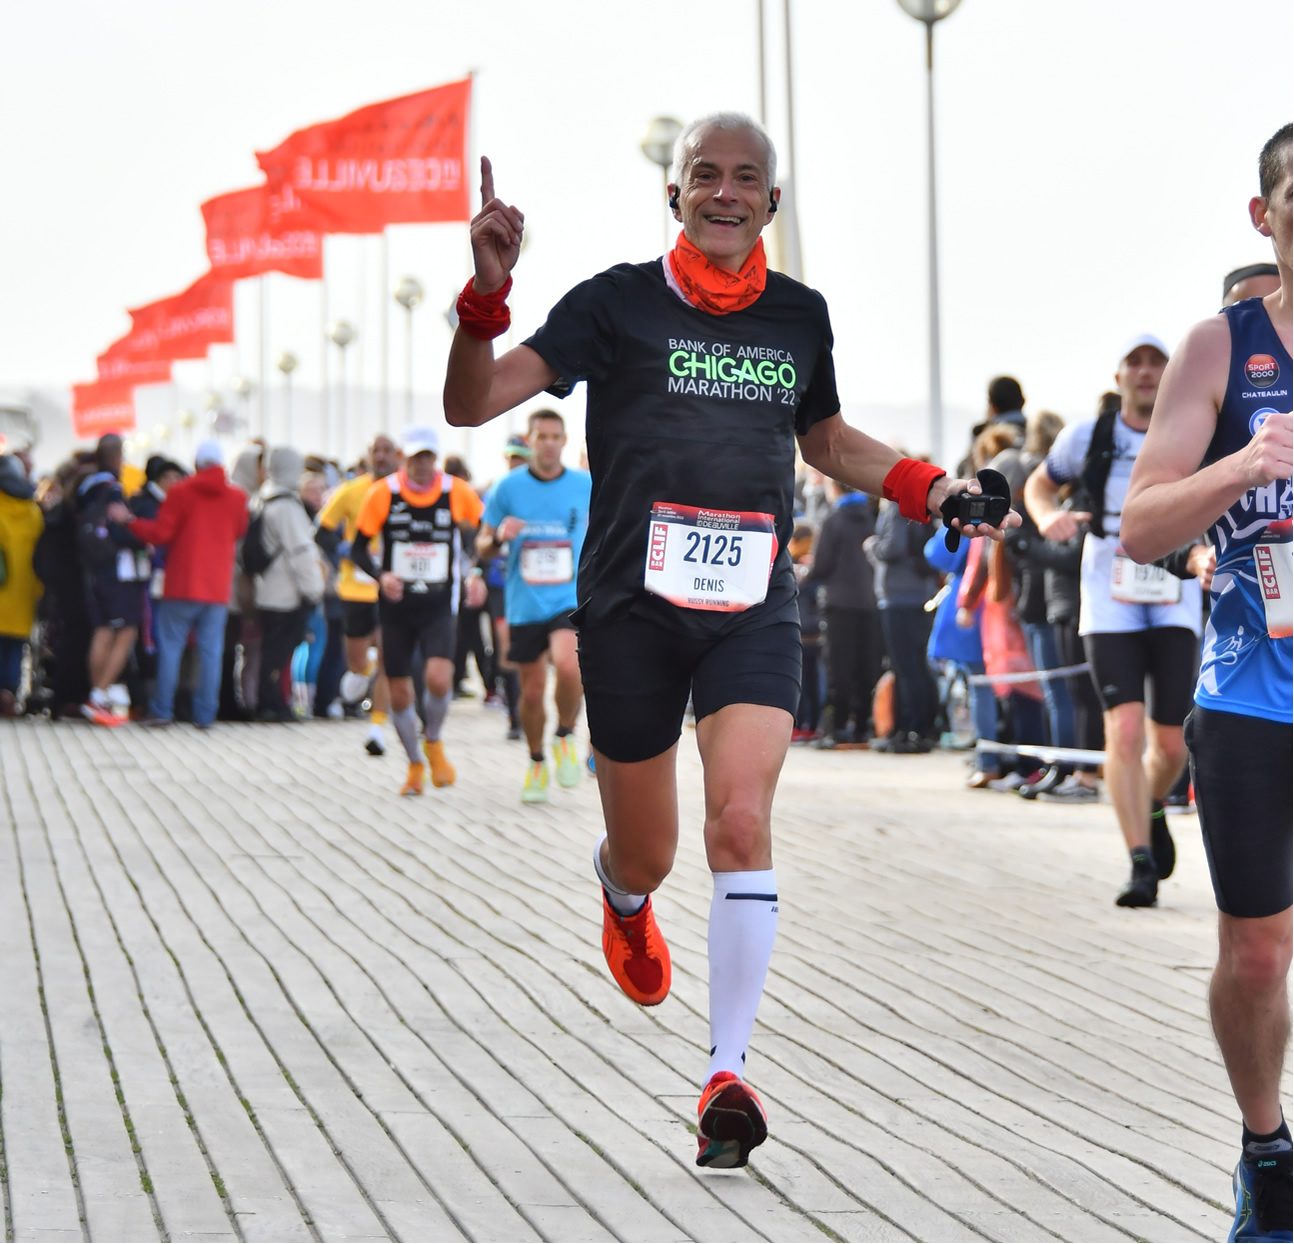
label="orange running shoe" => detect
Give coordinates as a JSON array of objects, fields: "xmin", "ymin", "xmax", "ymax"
[
  {"xmin": 695, "ymin": 1071, "xmax": 768, "ymax": 1169},
  {"xmin": 601, "ymin": 891, "xmax": 671, "ymax": 1006},
  {"xmin": 81, "ymin": 701, "xmax": 124, "ymax": 727},
  {"xmin": 400, "ymin": 762, "xmax": 425, "ymax": 797},
  {"xmin": 423, "ymin": 739, "xmax": 456, "ymax": 787}
]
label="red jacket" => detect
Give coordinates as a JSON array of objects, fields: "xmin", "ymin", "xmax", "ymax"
[{"xmin": 129, "ymin": 466, "xmax": 249, "ymax": 604}]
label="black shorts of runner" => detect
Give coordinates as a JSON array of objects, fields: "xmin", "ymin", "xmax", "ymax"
[
  {"xmin": 86, "ymin": 577, "xmax": 144, "ymax": 631},
  {"xmin": 509, "ymin": 612, "xmax": 576, "ymax": 665},
  {"xmin": 579, "ymin": 615, "xmax": 801, "ymax": 763},
  {"xmin": 1083, "ymin": 627, "xmax": 1197, "ymax": 725},
  {"xmin": 380, "ymin": 603, "xmax": 455, "ymax": 680},
  {"xmin": 487, "ymin": 584, "xmax": 506, "ymax": 623},
  {"xmin": 342, "ymin": 599, "xmax": 379, "ymax": 640},
  {"xmin": 1186, "ymin": 705, "xmax": 1292, "ymax": 918}
]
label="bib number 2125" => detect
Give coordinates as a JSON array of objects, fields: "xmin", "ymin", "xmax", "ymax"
[{"xmin": 643, "ymin": 501, "xmax": 776, "ymax": 613}]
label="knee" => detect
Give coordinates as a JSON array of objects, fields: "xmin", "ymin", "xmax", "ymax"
[
  {"xmin": 609, "ymin": 844, "xmax": 673, "ymax": 895},
  {"xmin": 1105, "ymin": 709, "xmax": 1145, "ymax": 759},
  {"xmin": 705, "ymin": 800, "xmax": 772, "ymax": 871},
  {"xmin": 1220, "ymin": 923, "xmax": 1293, "ymax": 993},
  {"xmin": 1152, "ymin": 729, "xmax": 1187, "ymax": 771}
]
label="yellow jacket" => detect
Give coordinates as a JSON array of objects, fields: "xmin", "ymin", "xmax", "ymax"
[{"xmin": 0, "ymin": 491, "xmax": 44, "ymax": 638}]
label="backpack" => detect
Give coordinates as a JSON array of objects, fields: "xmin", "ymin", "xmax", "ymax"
[
  {"xmin": 239, "ymin": 494, "xmax": 295, "ymax": 576},
  {"xmin": 1075, "ymin": 409, "xmax": 1119, "ymax": 539}
]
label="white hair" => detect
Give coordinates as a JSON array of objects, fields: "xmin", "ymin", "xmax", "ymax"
[{"xmin": 671, "ymin": 112, "xmax": 778, "ymax": 191}]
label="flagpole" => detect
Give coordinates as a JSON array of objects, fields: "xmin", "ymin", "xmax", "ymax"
[
  {"xmin": 320, "ymin": 259, "xmax": 331, "ymax": 457},
  {"xmin": 258, "ymin": 276, "xmax": 269, "ymax": 442},
  {"xmin": 381, "ymin": 232, "xmax": 390, "ymax": 434},
  {"xmin": 356, "ymin": 236, "xmax": 367, "ymax": 449}
]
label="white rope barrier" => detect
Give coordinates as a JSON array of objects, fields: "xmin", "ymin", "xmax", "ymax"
[{"xmin": 966, "ymin": 662, "xmax": 1090, "ymax": 687}]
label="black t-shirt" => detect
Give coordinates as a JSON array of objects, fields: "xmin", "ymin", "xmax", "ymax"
[{"xmin": 524, "ymin": 259, "xmax": 841, "ymax": 635}]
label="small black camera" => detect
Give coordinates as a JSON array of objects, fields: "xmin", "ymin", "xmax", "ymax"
[{"xmin": 940, "ymin": 468, "xmax": 1012, "ymax": 552}]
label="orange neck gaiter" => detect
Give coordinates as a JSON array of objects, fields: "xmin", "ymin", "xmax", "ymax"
[{"xmin": 665, "ymin": 231, "xmax": 767, "ymax": 315}]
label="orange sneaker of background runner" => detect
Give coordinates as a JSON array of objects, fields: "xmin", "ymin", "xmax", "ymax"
[
  {"xmin": 400, "ymin": 762, "xmax": 425, "ymax": 797},
  {"xmin": 423, "ymin": 739, "xmax": 456, "ymax": 787}
]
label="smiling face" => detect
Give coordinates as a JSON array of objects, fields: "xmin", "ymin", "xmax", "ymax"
[{"xmin": 668, "ymin": 124, "xmax": 778, "ymax": 272}]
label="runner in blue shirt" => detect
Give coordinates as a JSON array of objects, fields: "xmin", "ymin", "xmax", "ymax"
[
  {"xmin": 478, "ymin": 410, "xmax": 591, "ymax": 802},
  {"xmin": 1123, "ymin": 122, "xmax": 1292, "ymax": 1244}
]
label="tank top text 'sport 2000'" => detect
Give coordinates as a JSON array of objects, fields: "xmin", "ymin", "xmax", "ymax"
[{"xmin": 643, "ymin": 502, "xmax": 777, "ymax": 612}]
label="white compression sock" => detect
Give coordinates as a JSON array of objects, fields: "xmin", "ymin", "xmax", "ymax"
[
  {"xmin": 707, "ymin": 870, "xmax": 778, "ymax": 1083},
  {"xmin": 393, "ymin": 705, "xmax": 421, "ymax": 763},
  {"xmin": 422, "ymin": 689, "xmax": 450, "ymax": 742},
  {"xmin": 593, "ymin": 833, "xmax": 646, "ymax": 916}
]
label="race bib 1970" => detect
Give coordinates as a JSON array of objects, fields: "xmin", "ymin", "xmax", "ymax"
[
  {"xmin": 1110, "ymin": 549, "xmax": 1181, "ymax": 605},
  {"xmin": 642, "ymin": 502, "xmax": 777, "ymax": 612}
]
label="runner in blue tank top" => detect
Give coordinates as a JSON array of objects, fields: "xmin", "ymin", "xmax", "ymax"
[{"xmin": 1123, "ymin": 122, "xmax": 1292, "ymax": 1244}]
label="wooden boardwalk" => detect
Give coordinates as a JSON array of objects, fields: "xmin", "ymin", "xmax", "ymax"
[{"xmin": 0, "ymin": 703, "xmax": 1271, "ymax": 1242}]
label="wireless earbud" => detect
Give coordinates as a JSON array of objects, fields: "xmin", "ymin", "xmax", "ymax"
[
  {"xmin": 768, "ymin": 191, "xmax": 778, "ymax": 215},
  {"xmin": 668, "ymin": 188, "xmax": 680, "ymax": 212}
]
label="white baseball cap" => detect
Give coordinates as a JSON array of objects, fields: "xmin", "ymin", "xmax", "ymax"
[
  {"xmin": 194, "ymin": 438, "xmax": 225, "ymax": 468},
  {"xmin": 1120, "ymin": 333, "xmax": 1170, "ymax": 363},
  {"xmin": 401, "ymin": 425, "xmax": 440, "ymax": 457}
]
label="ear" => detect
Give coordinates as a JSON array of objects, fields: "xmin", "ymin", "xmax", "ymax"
[
  {"xmin": 1250, "ymin": 194, "xmax": 1272, "ymax": 237},
  {"xmin": 767, "ymin": 186, "xmax": 782, "ymax": 222},
  {"xmin": 667, "ymin": 183, "xmax": 682, "ymax": 221}
]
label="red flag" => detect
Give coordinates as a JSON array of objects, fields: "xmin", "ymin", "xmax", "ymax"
[
  {"xmin": 202, "ymin": 184, "xmax": 324, "ymax": 280},
  {"xmin": 256, "ymin": 78, "xmax": 471, "ymax": 233},
  {"xmin": 97, "ymin": 334, "xmax": 173, "ymax": 384},
  {"xmin": 128, "ymin": 273, "xmax": 235, "ymax": 361},
  {"xmin": 72, "ymin": 379, "xmax": 137, "ymax": 439}
]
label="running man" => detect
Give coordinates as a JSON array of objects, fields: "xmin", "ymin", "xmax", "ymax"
[
  {"xmin": 350, "ymin": 427, "xmax": 483, "ymax": 796},
  {"xmin": 477, "ymin": 410, "xmax": 592, "ymax": 802},
  {"xmin": 1123, "ymin": 122, "xmax": 1292, "ymax": 1244},
  {"xmin": 316, "ymin": 433, "xmax": 398, "ymax": 755},
  {"xmin": 443, "ymin": 112, "xmax": 1014, "ymax": 1168}
]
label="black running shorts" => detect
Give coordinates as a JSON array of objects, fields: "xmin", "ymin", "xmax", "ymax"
[
  {"xmin": 579, "ymin": 615, "xmax": 801, "ymax": 763},
  {"xmin": 1186, "ymin": 705, "xmax": 1292, "ymax": 918},
  {"xmin": 1083, "ymin": 627, "xmax": 1197, "ymax": 724},
  {"xmin": 508, "ymin": 612, "xmax": 576, "ymax": 665},
  {"xmin": 86, "ymin": 577, "xmax": 144, "ymax": 631},
  {"xmin": 342, "ymin": 599, "xmax": 379, "ymax": 640},
  {"xmin": 380, "ymin": 602, "xmax": 455, "ymax": 680}
]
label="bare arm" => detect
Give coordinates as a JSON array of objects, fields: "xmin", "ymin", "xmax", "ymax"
[
  {"xmin": 1023, "ymin": 459, "xmax": 1091, "ymax": 542},
  {"xmin": 443, "ymin": 156, "xmax": 559, "ymax": 427},
  {"xmin": 797, "ymin": 413, "xmax": 1019, "ymax": 539},
  {"xmin": 1123, "ymin": 315, "xmax": 1291, "ymax": 562}
]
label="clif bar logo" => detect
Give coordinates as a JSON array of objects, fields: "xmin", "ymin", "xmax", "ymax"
[
  {"xmin": 1245, "ymin": 354, "xmax": 1281, "ymax": 388},
  {"xmin": 1255, "ymin": 544, "xmax": 1281, "ymax": 600},
  {"xmin": 648, "ymin": 522, "xmax": 669, "ymax": 572}
]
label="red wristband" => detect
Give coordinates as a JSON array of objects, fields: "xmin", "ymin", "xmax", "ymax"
[
  {"xmin": 882, "ymin": 457, "xmax": 946, "ymax": 523},
  {"xmin": 456, "ymin": 276, "xmax": 512, "ymax": 341}
]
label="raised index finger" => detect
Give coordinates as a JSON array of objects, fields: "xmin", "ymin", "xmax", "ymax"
[{"xmin": 480, "ymin": 155, "xmax": 495, "ymax": 207}]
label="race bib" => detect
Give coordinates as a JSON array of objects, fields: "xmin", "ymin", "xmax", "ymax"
[
  {"xmin": 1254, "ymin": 535, "xmax": 1293, "ymax": 639},
  {"xmin": 391, "ymin": 540, "xmax": 449, "ymax": 585},
  {"xmin": 643, "ymin": 502, "xmax": 777, "ymax": 612},
  {"xmin": 1110, "ymin": 550, "xmax": 1181, "ymax": 605},
  {"xmin": 520, "ymin": 541, "xmax": 574, "ymax": 585}
]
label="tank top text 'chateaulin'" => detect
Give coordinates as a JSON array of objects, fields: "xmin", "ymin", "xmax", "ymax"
[{"xmin": 1197, "ymin": 297, "xmax": 1293, "ymax": 724}]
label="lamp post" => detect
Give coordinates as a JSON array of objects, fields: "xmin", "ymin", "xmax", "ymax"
[
  {"xmin": 640, "ymin": 116, "xmax": 683, "ymax": 252},
  {"xmin": 231, "ymin": 376, "xmax": 254, "ymax": 440},
  {"xmin": 329, "ymin": 320, "xmax": 357, "ymax": 463},
  {"xmin": 277, "ymin": 350, "xmax": 299, "ymax": 449},
  {"xmin": 897, "ymin": 0, "xmax": 962, "ymax": 467},
  {"xmin": 393, "ymin": 277, "xmax": 424, "ymax": 428}
]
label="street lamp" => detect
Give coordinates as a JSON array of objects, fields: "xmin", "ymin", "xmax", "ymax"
[
  {"xmin": 231, "ymin": 376, "xmax": 254, "ymax": 439},
  {"xmin": 640, "ymin": 116, "xmax": 683, "ymax": 251},
  {"xmin": 897, "ymin": 0, "xmax": 962, "ymax": 467},
  {"xmin": 393, "ymin": 277, "xmax": 424, "ymax": 428},
  {"xmin": 277, "ymin": 350, "xmax": 299, "ymax": 448},
  {"xmin": 329, "ymin": 320, "xmax": 357, "ymax": 463}
]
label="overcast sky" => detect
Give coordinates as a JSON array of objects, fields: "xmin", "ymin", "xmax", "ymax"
[{"xmin": 3, "ymin": 0, "xmax": 1290, "ymax": 471}]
